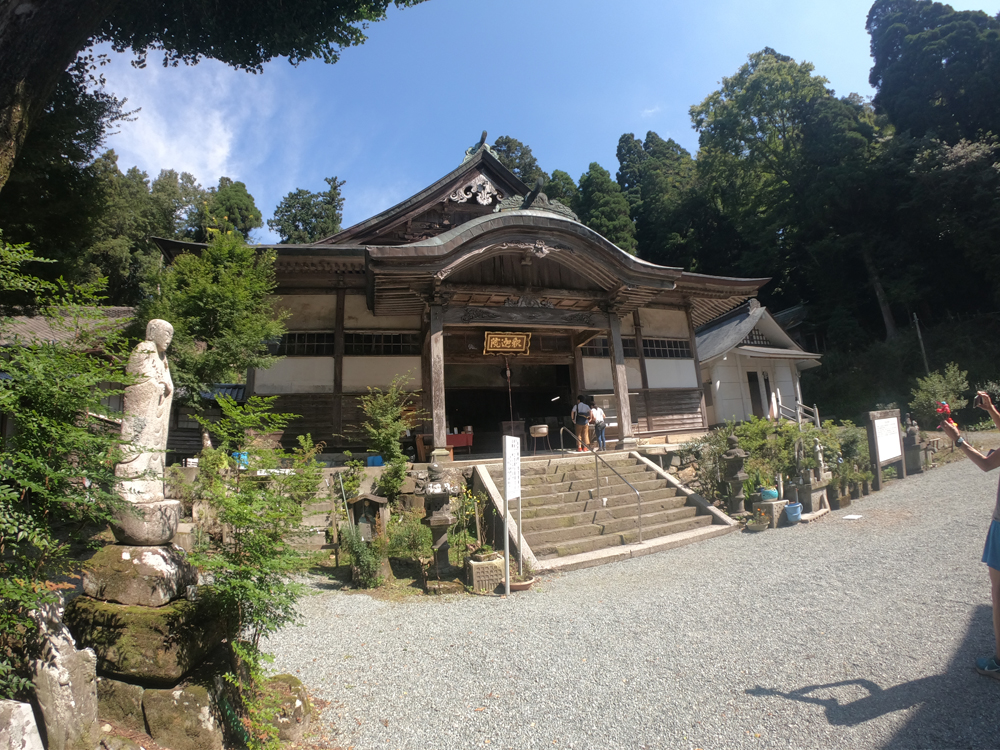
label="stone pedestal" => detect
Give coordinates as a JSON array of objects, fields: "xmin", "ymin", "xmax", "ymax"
[{"xmin": 752, "ymin": 499, "xmax": 788, "ymax": 529}]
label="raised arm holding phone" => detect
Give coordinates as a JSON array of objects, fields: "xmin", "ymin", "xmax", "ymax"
[{"xmin": 939, "ymin": 390, "xmax": 1000, "ymax": 680}]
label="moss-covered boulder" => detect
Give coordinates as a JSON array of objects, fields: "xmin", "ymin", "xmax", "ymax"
[
  {"xmin": 143, "ymin": 683, "xmax": 223, "ymax": 750},
  {"xmin": 65, "ymin": 596, "xmax": 227, "ymax": 686},
  {"xmin": 96, "ymin": 678, "xmax": 145, "ymax": 734}
]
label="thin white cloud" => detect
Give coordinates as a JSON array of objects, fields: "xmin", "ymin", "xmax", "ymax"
[
  {"xmin": 641, "ymin": 105, "xmax": 663, "ymax": 118},
  {"xmin": 99, "ymin": 53, "xmax": 280, "ymax": 187}
]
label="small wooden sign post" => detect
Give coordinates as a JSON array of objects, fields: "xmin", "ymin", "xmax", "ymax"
[
  {"xmin": 502, "ymin": 435, "xmax": 521, "ymax": 598},
  {"xmin": 866, "ymin": 409, "xmax": 906, "ymax": 492}
]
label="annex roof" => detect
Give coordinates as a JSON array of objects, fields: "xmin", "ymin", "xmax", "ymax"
[{"xmin": 695, "ymin": 300, "xmax": 821, "ymax": 370}]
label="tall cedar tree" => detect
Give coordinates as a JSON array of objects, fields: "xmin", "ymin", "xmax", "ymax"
[
  {"xmin": 576, "ymin": 163, "xmax": 637, "ymax": 255},
  {"xmin": 492, "ymin": 136, "xmax": 549, "ymax": 186},
  {"xmin": 268, "ymin": 176, "xmax": 345, "ymax": 243},
  {"xmin": 192, "ymin": 177, "xmax": 263, "ymax": 242}
]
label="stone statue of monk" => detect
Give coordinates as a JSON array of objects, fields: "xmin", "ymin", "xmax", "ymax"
[{"xmin": 116, "ymin": 319, "xmax": 174, "ymax": 505}]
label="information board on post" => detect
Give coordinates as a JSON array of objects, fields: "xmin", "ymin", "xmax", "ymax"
[
  {"xmin": 502, "ymin": 436, "xmax": 520, "ymax": 597},
  {"xmin": 866, "ymin": 409, "xmax": 906, "ymax": 492}
]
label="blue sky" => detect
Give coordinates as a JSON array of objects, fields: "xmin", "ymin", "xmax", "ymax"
[{"xmin": 97, "ymin": 0, "xmax": 1000, "ymax": 243}]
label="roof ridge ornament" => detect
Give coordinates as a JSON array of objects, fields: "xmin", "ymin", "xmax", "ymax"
[{"xmin": 462, "ymin": 130, "xmax": 500, "ymax": 163}]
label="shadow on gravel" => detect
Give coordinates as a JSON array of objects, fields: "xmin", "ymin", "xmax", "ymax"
[{"xmin": 747, "ymin": 605, "xmax": 1000, "ymax": 748}]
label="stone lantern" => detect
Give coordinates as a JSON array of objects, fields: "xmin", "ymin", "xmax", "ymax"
[
  {"xmin": 421, "ymin": 463, "xmax": 456, "ymax": 577},
  {"xmin": 721, "ymin": 434, "xmax": 750, "ymax": 516}
]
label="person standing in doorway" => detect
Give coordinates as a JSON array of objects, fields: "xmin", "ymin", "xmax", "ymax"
[
  {"xmin": 940, "ymin": 391, "xmax": 1000, "ymax": 680},
  {"xmin": 571, "ymin": 395, "xmax": 591, "ymax": 451},
  {"xmin": 590, "ymin": 399, "xmax": 607, "ymax": 451}
]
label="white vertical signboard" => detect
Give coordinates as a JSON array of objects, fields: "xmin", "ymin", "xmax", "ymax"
[{"xmin": 502, "ymin": 435, "xmax": 521, "ymax": 597}]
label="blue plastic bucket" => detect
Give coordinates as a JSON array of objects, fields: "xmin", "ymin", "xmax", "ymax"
[{"xmin": 784, "ymin": 502, "xmax": 802, "ymax": 525}]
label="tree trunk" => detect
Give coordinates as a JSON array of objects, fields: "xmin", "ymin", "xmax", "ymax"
[
  {"xmin": 0, "ymin": 0, "xmax": 120, "ymax": 194},
  {"xmin": 860, "ymin": 246, "xmax": 898, "ymax": 341}
]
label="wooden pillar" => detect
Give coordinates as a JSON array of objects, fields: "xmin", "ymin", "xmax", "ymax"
[
  {"xmin": 632, "ymin": 310, "xmax": 653, "ymax": 432},
  {"xmin": 332, "ymin": 289, "xmax": 346, "ymax": 438},
  {"xmin": 608, "ymin": 314, "xmax": 636, "ymax": 448},
  {"xmin": 429, "ymin": 305, "xmax": 447, "ymax": 450},
  {"xmin": 684, "ymin": 301, "xmax": 708, "ymax": 429}
]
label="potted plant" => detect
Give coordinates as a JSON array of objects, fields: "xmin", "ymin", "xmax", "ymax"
[
  {"xmin": 470, "ymin": 543, "xmax": 499, "ymax": 562},
  {"xmin": 506, "ymin": 558, "xmax": 536, "ymax": 591},
  {"xmin": 744, "ymin": 507, "xmax": 770, "ymax": 532}
]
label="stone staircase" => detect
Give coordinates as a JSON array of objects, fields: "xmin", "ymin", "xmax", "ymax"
[{"xmin": 485, "ymin": 452, "xmax": 733, "ymax": 571}]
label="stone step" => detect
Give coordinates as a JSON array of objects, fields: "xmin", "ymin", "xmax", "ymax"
[
  {"xmin": 517, "ymin": 481, "xmax": 679, "ymax": 510},
  {"xmin": 497, "ymin": 462, "xmax": 648, "ymax": 489},
  {"xmin": 533, "ymin": 514, "xmax": 714, "ymax": 559},
  {"xmin": 519, "ymin": 493, "xmax": 688, "ymax": 531},
  {"xmin": 519, "ymin": 475, "xmax": 669, "ymax": 499},
  {"xmin": 524, "ymin": 505, "xmax": 699, "ymax": 547},
  {"xmin": 487, "ymin": 454, "xmax": 639, "ymax": 478}
]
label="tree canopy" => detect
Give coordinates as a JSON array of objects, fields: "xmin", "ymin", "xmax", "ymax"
[
  {"xmin": 0, "ymin": 0, "xmax": 424, "ymax": 195},
  {"xmin": 268, "ymin": 177, "xmax": 346, "ymax": 243},
  {"xmin": 576, "ymin": 163, "xmax": 637, "ymax": 255},
  {"xmin": 492, "ymin": 136, "xmax": 549, "ymax": 186},
  {"xmin": 192, "ymin": 177, "xmax": 263, "ymax": 242},
  {"xmin": 867, "ymin": 0, "xmax": 1000, "ymax": 142}
]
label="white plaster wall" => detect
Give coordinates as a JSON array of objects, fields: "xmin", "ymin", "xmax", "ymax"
[
  {"xmin": 625, "ymin": 359, "xmax": 642, "ymax": 388},
  {"xmin": 620, "ymin": 314, "xmax": 635, "ymax": 336},
  {"xmin": 254, "ymin": 357, "xmax": 334, "ymax": 394},
  {"xmin": 773, "ymin": 360, "xmax": 797, "ymax": 407},
  {"xmin": 272, "ymin": 295, "xmax": 337, "ymax": 331},
  {"xmin": 342, "ymin": 356, "xmax": 422, "ymax": 392},
  {"xmin": 583, "ymin": 359, "xmax": 612, "ymax": 391},
  {"xmin": 637, "ymin": 308, "xmax": 690, "ymax": 338},
  {"xmin": 646, "ymin": 359, "xmax": 698, "ymax": 388},
  {"xmin": 711, "ymin": 358, "xmax": 748, "ymax": 423},
  {"xmin": 582, "ymin": 359, "xmax": 639, "ymax": 392},
  {"xmin": 344, "ymin": 295, "xmax": 421, "ymax": 331}
]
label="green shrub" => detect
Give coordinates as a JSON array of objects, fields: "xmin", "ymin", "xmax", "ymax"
[
  {"xmin": 358, "ymin": 374, "xmax": 422, "ymax": 502},
  {"xmin": 339, "ymin": 523, "xmax": 387, "ymax": 588},
  {"xmin": 909, "ymin": 362, "xmax": 969, "ymax": 428},
  {"xmin": 387, "ymin": 509, "xmax": 432, "ymax": 560}
]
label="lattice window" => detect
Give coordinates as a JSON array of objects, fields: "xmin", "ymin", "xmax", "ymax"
[
  {"xmin": 580, "ymin": 337, "xmax": 638, "ymax": 358},
  {"xmin": 345, "ymin": 332, "xmax": 421, "ymax": 356},
  {"xmin": 642, "ymin": 338, "xmax": 692, "ymax": 359},
  {"xmin": 277, "ymin": 332, "xmax": 336, "ymax": 356},
  {"xmin": 741, "ymin": 329, "xmax": 772, "ymax": 346}
]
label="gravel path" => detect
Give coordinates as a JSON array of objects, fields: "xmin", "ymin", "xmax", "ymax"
[{"xmin": 267, "ymin": 458, "xmax": 1000, "ymax": 750}]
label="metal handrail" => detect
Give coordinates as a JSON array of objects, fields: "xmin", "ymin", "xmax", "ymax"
[{"xmin": 559, "ymin": 426, "xmax": 644, "ymax": 543}]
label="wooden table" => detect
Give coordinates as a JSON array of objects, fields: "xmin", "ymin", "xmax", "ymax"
[{"xmin": 447, "ymin": 432, "xmax": 474, "ymax": 454}]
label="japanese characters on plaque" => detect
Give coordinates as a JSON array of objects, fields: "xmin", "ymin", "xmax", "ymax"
[{"xmin": 484, "ymin": 331, "xmax": 531, "ymax": 355}]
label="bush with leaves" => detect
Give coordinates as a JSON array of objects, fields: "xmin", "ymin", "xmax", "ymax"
[
  {"xmin": 387, "ymin": 508, "xmax": 431, "ymax": 561},
  {"xmin": 358, "ymin": 373, "xmax": 421, "ymax": 502},
  {"xmin": 189, "ymin": 394, "xmax": 322, "ymax": 750},
  {"xmin": 909, "ymin": 362, "xmax": 969, "ymax": 429},
  {"xmin": 338, "ymin": 522, "xmax": 387, "ymax": 588},
  {"xmin": 0, "ymin": 238, "xmax": 131, "ymax": 699}
]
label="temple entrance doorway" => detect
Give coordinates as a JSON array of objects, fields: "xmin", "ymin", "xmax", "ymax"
[{"xmin": 443, "ymin": 363, "xmax": 572, "ymax": 454}]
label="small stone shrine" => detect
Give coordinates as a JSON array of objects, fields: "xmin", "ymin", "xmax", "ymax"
[{"xmin": 64, "ymin": 320, "xmax": 228, "ymax": 750}]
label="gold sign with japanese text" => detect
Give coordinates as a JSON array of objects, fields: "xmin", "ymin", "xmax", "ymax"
[{"xmin": 484, "ymin": 331, "xmax": 531, "ymax": 355}]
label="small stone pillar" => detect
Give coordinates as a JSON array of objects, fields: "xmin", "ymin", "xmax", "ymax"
[{"xmin": 721, "ymin": 434, "xmax": 749, "ymax": 516}]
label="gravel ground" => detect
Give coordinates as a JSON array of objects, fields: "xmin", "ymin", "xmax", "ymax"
[{"xmin": 267, "ymin": 458, "xmax": 1000, "ymax": 750}]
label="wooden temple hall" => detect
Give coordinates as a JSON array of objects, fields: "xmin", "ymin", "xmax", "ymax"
[{"xmin": 158, "ymin": 138, "xmax": 769, "ymax": 457}]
